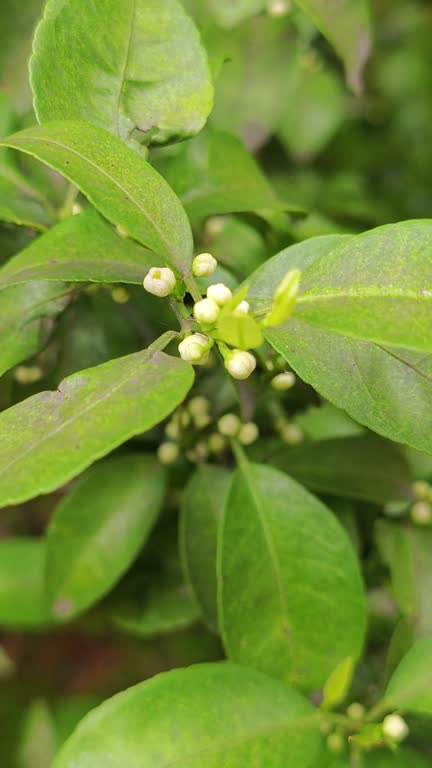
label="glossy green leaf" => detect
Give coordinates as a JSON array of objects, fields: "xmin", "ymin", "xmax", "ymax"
[
  {"xmin": 376, "ymin": 521, "xmax": 432, "ymax": 636},
  {"xmin": 110, "ymin": 581, "xmax": 199, "ymax": 638},
  {"xmin": 0, "ymin": 209, "xmax": 155, "ymax": 290},
  {"xmin": 322, "ymin": 657, "xmax": 354, "ymax": 710},
  {"xmin": 295, "ymin": 403, "xmax": 364, "ymax": 441},
  {"xmin": 385, "ymin": 637, "xmax": 432, "ymax": 715},
  {"xmin": 297, "ymin": 221, "xmax": 432, "ymax": 353},
  {"xmin": 31, "ymin": 0, "xmax": 213, "ymax": 146},
  {"xmin": 270, "ymin": 437, "xmax": 413, "ymax": 504},
  {"xmin": 0, "ymin": 122, "xmax": 193, "ymax": 273},
  {"xmin": 0, "ymin": 344, "xmax": 194, "ymax": 508},
  {"xmin": 248, "ymin": 235, "xmax": 432, "ymax": 455},
  {"xmin": 46, "ymin": 454, "xmax": 166, "ymax": 620},
  {"xmin": 0, "ymin": 176, "xmax": 50, "ymax": 230},
  {"xmin": 219, "ymin": 462, "xmax": 366, "ymax": 690},
  {"xmin": 0, "ymin": 538, "xmax": 50, "ymax": 627},
  {"xmin": 294, "ymin": 0, "xmax": 372, "ymax": 93},
  {"xmin": 0, "ymin": 281, "xmax": 70, "ymax": 378},
  {"xmin": 54, "ymin": 663, "xmax": 321, "ymax": 768},
  {"xmin": 215, "ymin": 312, "xmax": 264, "ymax": 350},
  {"xmin": 163, "ymin": 127, "xmax": 285, "ymax": 220},
  {"xmin": 180, "ymin": 464, "xmax": 232, "ymax": 631}
]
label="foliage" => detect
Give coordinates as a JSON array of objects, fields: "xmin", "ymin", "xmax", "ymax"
[{"xmin": 0, "ymin": 1, "xmax": 431, "ymax": 766}]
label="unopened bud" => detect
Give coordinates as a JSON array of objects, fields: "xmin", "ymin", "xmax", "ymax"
[
  {"xmin": 412, "ymin": 481, "xmax": 431, "ymax": 501},
  {"xmin": 193, "ymin": 297, "xmax": 220, "ymax": 325},
  {"xmin": 111, "ymin": 286, "xmax": 129, "ymax": 304},
  {"xmin": 218, "ymin": 413, "xmax": 241, "ymax": 437},
  {"xmin": 194, "ymin": 441, "xmax": 209, "ymax": 462},
  {"xmin": 281, "ymin": 423, "xmax": 303, "ymax": 445},
  {"xmin": 192, "ymin": 252, "xmax": 218, "ymax": 278},
  {"xmin": 346, "ymin": 703, "xmax": 365, "ymax": 721},
  {"xmin": 411, "ymin": 500, "xmax": 432, "ymax": 525},
  {"xmin": 158, "ymin": 442, "xmax": 179, "ymax": 465},
  {"xmin": 208, "ymin": 433, "xmax": 226, "ymax": 453},
  {"xmin": 178, "ymin": 334, "xmax": 211, "ymax": 365},
  {"xmin": 14, "ymin": 365, "xmax": 44, "ymax": 384},
  {"xmin": 188, "ymin": 396, "xmax": 209, "ymax": 416},
  {"xmin": 234, "ymin": 300, "xmax": 250, "ymax": 316},
  {"xmin": 165, "ymin": 419, "xmax": 181, "ymax": 441},
  {"xmin": 239, "ymin": 422, "xmax": 259, "ymax": 445},
  {"xmin": 382, "ymin": 714, "xmax": 409, "ymax": 743},
  {"xmin": 271, "ymin": 372, "xmax": 296, "ymax": 391},
  {"xmin": 207, "ymin": 283, "xmax": 232, "ymax": 306},
  {"xmin": 326, "ymin": 732, "xmax": 345, "ymax": 754},
  {"xmin": 143, "ymin": 267, "xmax": 176, "ymax": 298},
  {"xmin": 224, "ymin": 350, "xmax": 256, "ymax": 380}
]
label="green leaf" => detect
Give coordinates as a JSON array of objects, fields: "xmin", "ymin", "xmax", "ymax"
[
  {"xmin": 0, "ymin": 343, "xmax": 194, "ymax": 508},
  {"xmin": 0, "ymin": 209, "xmax": 155, "ymax": 290},
  {"xmin": 294, "ymin": 0, "xmax": 372, "ymax": 94},
  {"xmin": 46, "ymin": 454, "xmax": 166, "ymax": 621},
  {"xmin": 322, "ymin": 657, "xmax": 354, "ymax": 710},
  {"xmin": 31, "ymin": 0, "xmax": 213, "ymax": 146},
  {"xmin": 54, "ymin": 663, "xmax": 321, "ymax": 768},
  {"xmin": 215, "ymin": 312, "xmax": 264, "ymax": 350},
  {"xmin": 295, "ymin": 403, "xmax": 364, "ymax": 441},
  {"xmin": 0, "ymin": 122, "xmax": 193, "ymax": 273},
  {"xmin": 376, "ymin": 521, "xmax": 432, "ymax": 636},
  {"xmin": 219, "ymin": 462, "xmax": 366, "ymax": 690},
  {"xmin": 0, "ymin": 176, "xmax": 51, "ymax": 230},
  {"xmin": 0, "ymin": 281, "xmax": 70, "ymax": 378},
  {"xmin": 163, "ymin": 127, "xmax": 285, "ymax": 220},
  {"xmin": 180, "ymin": 464, "xmax": 232, "ymax": 631},
  {"xmin": 270, "ymin": 437, "xmax": 413, "ymax": 504},
  {"xmin": 297, "ymin": 221, "xmax": 432, "ymax": 353},
  {"xmin": 110, "ymin": 581, "xmax": 199, "ymax": 638},
  {"xmin": 386, "ymin": 637, "xmax": 432, "ymax": 715},
  {"xmin": 209, "ymin": 0, "xmax": 267, "ymax": 28},
  {"xmin": 248, "ymin": 235, "xmax": 432, "ymax": 455},
  {"xmin": 18, "ymin": 700, "xmax": 57, "ymax": 768},
  {"xmin": 0, "ymin": 538, "xmax": 50, "ymax": 627}
]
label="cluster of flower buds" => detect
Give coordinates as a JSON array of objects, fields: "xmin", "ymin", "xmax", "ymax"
[
  {"xmin": 158, "ymin": 396, "xmax": 213, "ymax": 465},
  {"xmin": 410, "ymin": 480, "xmax": 432, "ymax": 525},
  {"xmin": 217, "ymin": 413, "xmax": 259, "ymax": 446}
]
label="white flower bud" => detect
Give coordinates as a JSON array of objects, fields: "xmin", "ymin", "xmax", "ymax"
[
  {"xmin": 268, "ymin": 0, "xmax": 291, "ymax": 17},
  {"xmin": 239, "ymin": 422, "xmax": 259, "ymax": 445},
  {"xmin": 193, "ymin": 297, "xmax": 220, "ymax": 325},
  {"xmin": 14, "ymin": 365, "xmax": 44, "ymax": 384},
  {"xmin": 192, "ymin": 252, "xmax": 218, "ymax": 277},
  {"xmin": 234, "ymin": 300, "xmax": 250, "ymax": 316},
  {"xmin": 218, "ymin": 413, "xmax": 241, "ymax": 437},
  {"xmin": 72, "ymin": 203, "xmax": 82, "ymax": 216},
  {"xmin": 271, "ymin": 372, "xmax": 296, "ymax": 391},
  {"xmin": 193, "ymin": 412, "xmax": 211, "ymax": 430},
  {"xmin": 143, "ymin": 267, "xmax": 176, "ymax": 297},
  {"xmin": 207, "ymin": 283, "xmax": 232, "ymax": 306},
  {"xmin": 411, "ymin": 500, "xmax": 432, "ymax": 525},
  {"xmin": 224, "ymin": 350, "xmax": 256, "ymax": 381},
  {"xmin": 178, "ymin": 334, "xmax": 210, "ymax": 365},
  {"xmin": 158, "ymin": 442, "xmax": 179, "ymax": 465},
  {"xmin": 188, "ymin": 396, "xmax": 209, "ymax": 416},
  {"xmin": 382, "ymin": 714, "xmax": 409, "ymax": 742},
  {"xmin": 208, "ymin": 432, "xmax": 226, "ymax": 453},
  {"xmin": 281, "ymin": 424, "xmax": 303, "ymax": 445}
]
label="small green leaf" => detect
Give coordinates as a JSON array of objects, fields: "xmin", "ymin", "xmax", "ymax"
[
  {"xmin": 0, "ymin": 176, "xmax": 51, "ymax": 230},
  {"xmin": 386, "ymin": 637, "xmax": 432, "ymax": 715},
  {"xmin": 0, "ymin": 122, "xmax": 193, "ymax": 273},
  {"xmin": 322, "ymin": 657, "xmax": 354, "ymax": 710},
  {"xmin": 215, "ymin": 312, "xmax": 264, "ymax": 350},
  {"xmin": 0, "ymin": 538, "xmax": 50, "ymax": 627},
  {"xmin": 31, "ymin": 0, "xmax": 213, "ymax": 147},
  {"xmin": 0, "ymin": 344, "xmax": 194, "ymax": 508},
  {"xmin": 219, "ymin": 462, "xmax": 366, "ymax": 690},
  {"xmin": 18, "ymin": 700, "xmax": 57, "ymax": 768},
  {"xmin": 262, "ymin": 268, "xmax": 301, "ymax": 327},
  {"xmin": 180, "ymin": 464, "xmax": 232, "ymax": 631},
  {"xmin": 294, "ymin": 0, "xmax": 372, "ymax": 94},
  {"xmin": 46, "ymin": 454, "xmax": 166, "ymax": 621},
  {"xmin": 0, "ymin": 209, "xmax": 155, "ymax": 289},
  {"xmin": 0, "ymin": 281, "xmax": 70, "ymax": 378},
  {"xmin": 53, "ymin": 664, "xmax": 321, "ymax": 768}
]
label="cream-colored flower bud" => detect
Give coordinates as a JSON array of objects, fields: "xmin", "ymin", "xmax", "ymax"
[
  {"xmin": 239, "ymin": 422, "xmax": 259, "ymax": 445},
  {"xmin": 193, "ymin": 297, "xmax": 220, "ymax": 325},
  {"xmin": 208, "ymin": 432, "xmax": 226, "ymax": 453},
  {"xmin": 281, "ymin": 424, "xmax": 303, "ymax": 445},
  {"xmin": 268, "ymin": 0, "xmax": 291, "ymax": 17},
  {"xmin": 157, "ymin": 442, "xmax": 179, "ymax": 465},
  {"xmin": 382, "ymin": 714, "xmax": 409, "ymax": 742},
  {"xmin": 72, "ymin": 203, "xmax": 83, "ymax": 216},
  {"xmin": 271, "ymin": 372, "xmax": 296, "ymax": 391},
  {"xmin": 207, "ymin": 283, "xmax": 232, "ymax": 306},
  {"xmin": 234, "ymin": 300, "xmax": 250, "ymax": 316},
  {"xmin": 411, "ymin": 500, "xmax": 432, "ymax": 525},
  {"xmin": 178, "ymin": 334, "xmax": 210, "ymax": 365},
  {"xmin": 14, "ymin": 365, "xmax": 44, "ymax": 384},
  {"xmin": 192, "ymin": 252, "xmax": 218, "ymax": 278},
  {"xmin": 188, "ymin": 396, "xmax": 209, "ymax": 416},
  {"xmin": 346, "ymin": 703, "xmax": 365, "ymax": 721},
  {"xmin": 143, "ymin": 267, "xmax": 176, "ymax": 297},
  {"xmin": 165, "ymin": 419, "xmax": 181, "ymax": 441},
  {"xmin": 224, "ymin": 350, "xmax": 256, "ymax": 381},
  {"xmin": 218, "ymin": 413, "xmax": 241, "ymax": 437}
]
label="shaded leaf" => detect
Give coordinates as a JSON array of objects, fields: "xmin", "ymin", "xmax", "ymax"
[
  {"xmin": 0, "ymin": 177, "xmax": 50, "ymax": 230},
  {"xmin": 386, "ymin": 637, "xmax": 432, "ymax": 715},
  {"xmin": 0, "ymin": 538, "xmax": 50, "ymax": 627}
]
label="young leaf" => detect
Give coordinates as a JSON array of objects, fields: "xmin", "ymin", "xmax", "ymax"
[
  {"xmin": 219, "ymin": 462, "xmax": 366, "ymax": 691},
  {"xmin": 294, "ymin": 0, "xmax": 372, "ymax": 94},
  {"xmin": 0, "ymin": 122, "xmax": 193, "ymax": 273},
  {"xmin": 46, "ymin": 454, "xmax": 166, "ymax": 621},
  {"xmin": 0, "ymin": 538, "xmax": 50, "ymax": 627},
  {"xmin": 248, "ymin": 235, "xmax": 432, "ymax": 455},
  {"xmin": 31, "ymin": 0, "xmax": 213, "ymax": 147},
  {"xmin": 180, "ymin": 464, "xmax": 232, "ymax": 631},
  {"xmin": 270, "ymin": 437, "xmax": 413, "ymax": 504},
  {"xmin": 0, "ymin": 209, "xmax": 155, "ymax": 290},
  {"xmin": 0, "ymin": 345, "xmax": 194, "ymax": 508},
  {"xmin": 297, "ymin": 220, "xmax": 432, "ymax": 354},
  {"xmin": 54, "ymin": 663, "xmax": 321, "ymax": 768},
  {"xmin": 0, "ymin": 280, "xmax": 70, "ymax": 378},
  {"xmin": 322, "ymin": 657, "xmax": 354, "ymax": 710},
  {"xmin": 385, "ymin": 637, "xmax": 432, "ymax": 715}
]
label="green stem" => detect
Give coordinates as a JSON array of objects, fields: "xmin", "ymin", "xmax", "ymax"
[
  {"xmin": 184, "ymin": 273, "xmax": 202, "ymax": 303},
  {"xmin": 365, "ymin": 698, "xmax": 390, "ymax": 723},
  {"xmin": 59, "ymin": 183, "xmax": 79, "ymax": 219},
  {"xmin": 147, "ymin": 330, "xmax": 180, "ymax": 356},
  {"xmin": 231, "ymin": 438, "xmax": 249, "ymax": 472}
]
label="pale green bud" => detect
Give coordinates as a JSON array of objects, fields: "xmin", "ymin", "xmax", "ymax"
[
  {"xmin": 192, "ymin": 252, "xmax": 218, "ymax": 278},
  {"xmin": 224, "ymin": 350, "xmax": 256, "ymax": 380},
  {"xmin": 218, "ymin": 413, "xmax": 241, "ymax": 437},
  {"xmin": 268, "ymin": 0, "xmax": 291, "ymax": 17},
  {"xmin": 326, "ymin": 732, "xmax": 345, "ymax": 754},
  {"xmin": 193, "ymin": 297, "xmax": 220, "ymax": 325},
  {"xmin": 165, "ymin": 419, "xmax": 181, "ymax": 440},
  {"xmin": 346, "ymin": 703, "xmax": 365, "ymax": 721},
  {"xmin": 411, "ymin": 500, "xmax": 432, "ymax": 525},
  {"xmin": 208, "ymin": 432, "xmax": 226, "ymax": 453},
  {"xmin": 281, "ymin": 424, "xmax": 303, "ymax": 445},
  {"xmin": 188, "ymin": 396, "xmax": 210, "ymax": 416},
  {"xmin": 158, "ymin": 442, "xmax": 179, "ymax": 465},
  {"xmin": 207, "ymin": 283, "xmax": 232, "ymax": 306},
  {"xmin": 412, "ymin": 480, "xmax": 431, "ymax": 501},
  {"xmin": 239, "ymin": 422, "xmax": 259, "ymax": 445},
  {"xmin": 143, "ymin": 267, "xmax": 176, "ymax": 297},
  {"xmin": 178, "ymin": 333, "xmax": 210, "ymax": 365},
  {"xmin": 271, "ymin": 372, "xmax": 296, "ymax": 391},
  {"xmin": 111, "ymin": 286, "xmax": 130, "ymax": 304}
]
